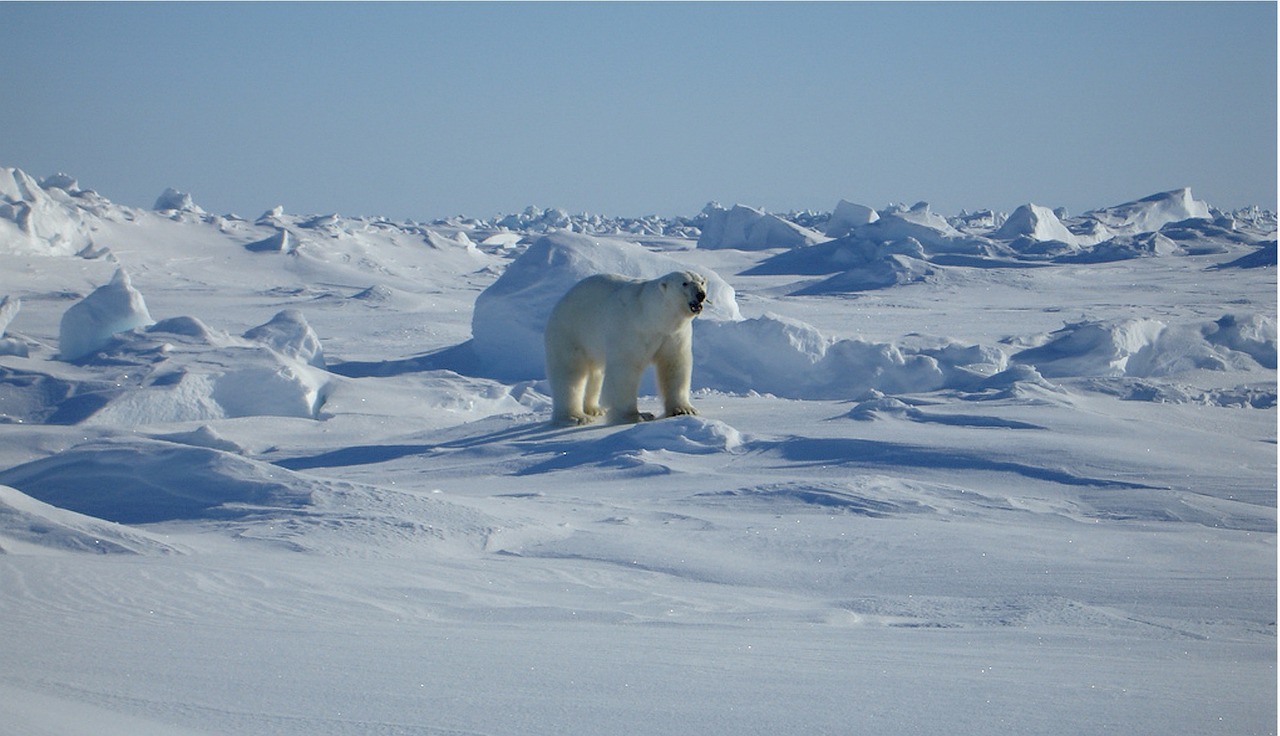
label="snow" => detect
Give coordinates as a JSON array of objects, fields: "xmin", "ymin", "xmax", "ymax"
[{"xmin": 0, "ymin": 164, "xmax": 1275, "ymax": 736}]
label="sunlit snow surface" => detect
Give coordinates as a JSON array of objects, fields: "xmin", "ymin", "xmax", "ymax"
[{"xmin": 0, "ymin": 170, "xmax": 1275, "ymax": 735}]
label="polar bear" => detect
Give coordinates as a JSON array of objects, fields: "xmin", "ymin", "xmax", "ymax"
[{"xmin": 545, "ymin": 271, "xmax": 707, "ymax": 425}]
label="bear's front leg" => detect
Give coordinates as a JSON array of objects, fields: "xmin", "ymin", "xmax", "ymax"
[
  {"xmin": 582, "ymin": 366, "xmax": 606, "ymax": 418},
  {"xmin": 656, "ymin": 339, "xmax": 697, "ymax": 418}
]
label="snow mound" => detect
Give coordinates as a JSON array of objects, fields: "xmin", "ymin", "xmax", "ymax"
[
  {"xmin": 1055, "ymin": 232, "xmax": 1178, "ymax": 263},
  {"xmin": 0, "ymin": 484, "xmax": 184, "ymax": 554},
  {"xmin": 996, "ymin": 203, "xmax": 1078, "ymax": 245},
  {"xmin": 1082, "ymin": 188, "xmax": 1210, "ymax": 236},
  {"xmin": 1012, "ymin": 314, "xmax": 1277, "ymax": 378},
  {"xmin": 1205, "ymin": 313, "xmax": 1277, "ymax": 369},
  {"xmin": 697, "ymin": 203, "xmax": 826, "ymax": 250},
  {"xmin": 0, "ymin": 167, "xmax": 95, "ymax": 256},
  {"xmin": 243, "ymin": 309, "xmax": 326, "ymax": 369},
  {"xmin": 0, "ymin": 438, "xmax": 317, "ymax": 524},
  {"xmin": 744, "ymin": 233, "xmax": 925, "ymax": 276},
  {"xmin": 150, "ymin": 424, "xmax": 246, "ymax": 454},
  {"xmin": 471, "ymin": 231, "xmax": 740, "ymax": 380},
  {"xmin": 792, "ymin": 254, "xmax": 935, "ymax": 294},
  {"xmin": 602, "ymin": 415, "xmax": 744, "ymax": 455},
  {"xmin": 58, "ymin": 269, "xmax": 154, "ymax": 361},
  {"xmin": 521, "ymin": 416, "xmax": 744, "ymax": 474}
]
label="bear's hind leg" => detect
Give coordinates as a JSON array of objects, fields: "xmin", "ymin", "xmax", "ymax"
[
  {"xmin": 548, "ymin": 353, "xmax": 594, "ymax": 425},
  {"xmin": 602, "ymin": 361, "xmax": 652, "ymax": 424}
]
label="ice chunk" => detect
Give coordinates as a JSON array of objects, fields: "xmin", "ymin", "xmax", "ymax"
[
  {"xmin": 824, "ymin": 200, "xmax": 880, "ymax": 238},
  {"xmin": 244, "ymin": 229, "xmax": 298, "ymax": 254},
  {"xmin": 153, "ymin": 187, "xmax": 205, "ymax": 214},
  {"xmin": 58, "ymin": 269, "xmax": 154, "ymax": 361}
]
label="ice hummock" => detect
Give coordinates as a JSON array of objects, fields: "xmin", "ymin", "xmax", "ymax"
[
  {"xmin": 0, "ymin": 166, "xmax": 95, "ymax": 256},
  {"xmin": 995, "ymin": 203, "xmax": 1079, "ymax": 246},
  {"xmin": 1081, "ymin": 187, "xmax": 1211, "ymax": 236}
]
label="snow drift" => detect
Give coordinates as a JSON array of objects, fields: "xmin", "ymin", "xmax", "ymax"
[
  {"xmin": 0, "ymin": 484, "xmax": 184, "ymax": 554},
  {"xmin": 0, "ymin": 438, "xmax": 317, "ymax": 524}
]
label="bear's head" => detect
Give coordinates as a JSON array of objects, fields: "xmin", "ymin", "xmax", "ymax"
[{"xmin": 659, "ymin": 271, "xmax": 709, "ymax": 317}]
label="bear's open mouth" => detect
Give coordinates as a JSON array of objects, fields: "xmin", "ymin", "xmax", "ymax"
[{"xmin": 689, "ymin": 301, "xmax": 703, "ymax": 314}]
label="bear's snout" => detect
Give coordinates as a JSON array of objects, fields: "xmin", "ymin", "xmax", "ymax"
[{"xmin": 689, "ymin": 289, "xmax": 706, "ymax": 314}]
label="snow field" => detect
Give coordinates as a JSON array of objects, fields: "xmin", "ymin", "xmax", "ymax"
[{"xmin": 0, "ymin": 167, "xmax": 1275, "ymax": 735}]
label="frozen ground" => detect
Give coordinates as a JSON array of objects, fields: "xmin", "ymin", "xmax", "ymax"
[{"xmin": 0, "ymin": 167, "xmax": 1275, "ymax": 735}]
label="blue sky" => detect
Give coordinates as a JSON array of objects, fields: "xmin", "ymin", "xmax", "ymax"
[{"xmin": 2, "ymin": 2, "xmax": 1275, "ymax": 221}]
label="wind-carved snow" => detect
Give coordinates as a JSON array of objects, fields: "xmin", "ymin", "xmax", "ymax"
[
  {"xmin": 0, "ymin": 163, "xmax": 1274, "ymax": 736},
  {"xmin": 80, "ymin": 310, "xmax": 333, "ymax": 424}
]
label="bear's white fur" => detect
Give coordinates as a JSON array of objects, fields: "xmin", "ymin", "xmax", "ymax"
[{"xmin": 545, "ymin": 271, "xmax": 707, "ymax": 425}]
